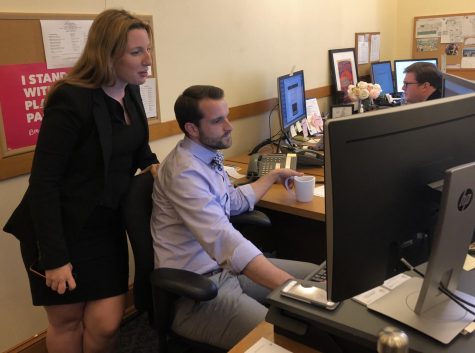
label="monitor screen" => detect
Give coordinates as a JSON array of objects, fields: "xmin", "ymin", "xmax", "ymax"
[
  {"xmin": 324, "ymin": 93, "xmax": 475, "ymax": 303},
  {"xmin": 370, "ymin": 61, "xmax": 394, "ymax": 94},
  {"xmin": 442, "ymin": 73, "xmax": 475, "ymax": 97},
  {"xmin": 278, "ymin": 70, "xmax": 307, "ymax": 131},
  {"xmin": 394, "ymin": 58, "xmax": 438, "ymax": 93}
]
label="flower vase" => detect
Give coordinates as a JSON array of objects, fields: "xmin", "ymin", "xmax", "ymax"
[
  {"xmin": 368, "ymin": 97, "xmax": 375, "ymax": 110},
  {"xmin": 358, "ymin": 99, "xmax": 364, "ymax": 113}
]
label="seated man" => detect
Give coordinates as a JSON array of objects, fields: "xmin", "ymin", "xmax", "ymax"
[
  {"xmin": 402, "ymin": 62, "xmax": 442, "ymax": 103},
  {"xmin": 150, "ymin": 85, "xmax": 319, "ymax": 349}
]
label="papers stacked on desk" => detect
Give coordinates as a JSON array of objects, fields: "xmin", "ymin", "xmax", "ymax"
[
  {"xmin": 313, "ymin": 185, "xmax": 324, "ymax": 198},
  {"xmin": 244, "ymin": 337, "xmax": 292, "ymax": 353},
  {"xmin": 352, "ymin": 273, "xmax": 411, "ymax": 306},
  {"xmin": 224, "ymin": 165, "xmax": 246, "ymax": 179},
  {"xmin": 464, "ymin": 254, "xmax": 475, "ymax": 271}
]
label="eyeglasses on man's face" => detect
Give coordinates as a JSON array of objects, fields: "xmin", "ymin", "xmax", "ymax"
[{"xmin": 402, "ymin": 81, "xmax": 421, "ymax": 88}]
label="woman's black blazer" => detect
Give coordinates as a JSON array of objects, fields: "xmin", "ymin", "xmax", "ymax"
[{"xmin": 3, "ymin": 84, "xmax": 158, "ymax": 269}]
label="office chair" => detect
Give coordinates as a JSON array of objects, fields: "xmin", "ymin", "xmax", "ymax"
[{"xmin": 124, "ymin": 171, "xmax": 271, "ymax": 353}]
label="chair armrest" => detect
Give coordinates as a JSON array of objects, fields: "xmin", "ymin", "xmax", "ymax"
[
  {"xmin": 230, "ymin": 210, "xmax": 271, "ymax": 227},
  {"xmin": 150, "ymin": 268, "xmax": 218, "ymax": 301}
]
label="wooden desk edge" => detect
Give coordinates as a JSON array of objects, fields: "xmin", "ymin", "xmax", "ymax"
[
  {"xmin": 228, "ymin": 321, "xmax": 321, "ymax": 353},
  {"xmin": 226, "ymin": 156, "xmax": 326, "ymax": 222},
  {"xmin": 226, "ymin": 154, "xmax": 325, "ymax": 177},
  {"xmin": 257, "ymin": 199, "xmax": 325, "ymax": 222}
]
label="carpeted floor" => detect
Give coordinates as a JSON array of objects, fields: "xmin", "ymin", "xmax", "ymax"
[
  {"xmin": 117, "ymin": 312, "xmax": 221, "ymax": 353},
  {"xmin": 118, "ymin": 312, "xmax": 159, "ymax": 353}
]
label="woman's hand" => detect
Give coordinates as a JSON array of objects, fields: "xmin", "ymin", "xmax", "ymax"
[
  {"xmin": 45, "ymin": 263, "xmax": 76, "ymax": 294},
  {"xmin": 149, "ymin": 163, "xmax": 160, "ymax": 177},
  {"xmin": 142, "ymin": 163, "xmax": 160, "ymax": 177}
]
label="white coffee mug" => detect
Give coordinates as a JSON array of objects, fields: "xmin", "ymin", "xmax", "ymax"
[{"xmin": 285, "ymin": 175, "xmax": 315, "ymax": 202}]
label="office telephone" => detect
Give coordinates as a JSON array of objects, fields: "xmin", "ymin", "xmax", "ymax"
[
  {"xmin": 247, "ymin": 153, "xmax": 297, "ymax": 180},
  {"xmin": 294, "ymin": 148, "xmax": 324, "ymax": 167},
  {"xmin": 279, "ymin": 144, "xmax": 325, "ymax": 168}
]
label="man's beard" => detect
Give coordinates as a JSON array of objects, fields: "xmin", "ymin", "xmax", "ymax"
[{"xmin": 199, "ymin": 132, "xmax": 232, "ymax": 150}]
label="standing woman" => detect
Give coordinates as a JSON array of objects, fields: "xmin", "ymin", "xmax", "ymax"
[{"xmin": 4, "ymin": 9, "xmax": 158, "ymax": 353}]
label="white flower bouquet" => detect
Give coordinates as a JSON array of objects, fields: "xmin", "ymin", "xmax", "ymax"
[{"xmin": 347, "ymin": 81, "xmax": 382, "ymax": 101}]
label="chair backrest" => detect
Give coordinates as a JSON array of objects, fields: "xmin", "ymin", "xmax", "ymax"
[{"xmin": 123, "ymin": 172, "xmax": 155, "ymax": 312}]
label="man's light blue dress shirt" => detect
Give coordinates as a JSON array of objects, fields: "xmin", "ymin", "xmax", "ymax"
[{"xmin": 151, "ymin": 137, "xmax": 262, "ymax": 275}]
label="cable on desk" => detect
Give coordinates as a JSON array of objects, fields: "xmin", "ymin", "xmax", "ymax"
[
  {"xmin": 400, "ymin": 258, "xmax": 425, "ymax": 277},
  {"xmin": 248, "ymin": 104, "xmax": 284, "ymax": 156},
  {"xmin": 400, "ymin": 258, "xmax": 475, "ymax": 315},
  {"xmin": 268, "ymin": 103, "xmax": 279, "ymax": 142},
  {"xmin": 268, "ymin": 103, "xmax": 288, "ymax": 153}
]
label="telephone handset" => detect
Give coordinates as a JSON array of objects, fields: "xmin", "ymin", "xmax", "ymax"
[
  {"xmin": 246, "ymin": 154, "xmax": 260, "ymax": 180},
  {"xmin": 247, "ymin": 153, "xmax": 297, "ymax": 180}
]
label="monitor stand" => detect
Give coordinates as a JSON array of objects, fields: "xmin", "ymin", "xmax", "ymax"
[
  {"xmin": 369, "ymin": 277, "xmax": 474, "ymax": 344},
  {"xmin": 369, "ymin": 161, "xmax": 475, "ymax": 344},
  {"xmin": 282, "ymin": 130, "xmax": 323, "ymax": 151}
]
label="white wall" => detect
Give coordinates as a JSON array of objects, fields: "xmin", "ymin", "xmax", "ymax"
[{"xmin": 0, "ymin": 0, "xmax": 397, "ymax": 350}]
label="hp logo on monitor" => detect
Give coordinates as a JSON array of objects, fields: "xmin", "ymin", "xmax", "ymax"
[{"xmin": 458, "ymin": 189, "xmax": 473, "ymax": 211}]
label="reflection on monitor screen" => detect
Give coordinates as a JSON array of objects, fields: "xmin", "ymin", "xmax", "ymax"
[
  {"xmin": 370, "ymin": 61, "xmax": 394, "ymax": 94},
  {"xmin": 442, "ymin": 73, "xmax": 475, "ymax": 97},
  {"xmin": 394, "ymin": 58, "xmax": 438, "ymax": 93},
  {"xmin": 324, "ymin": 94, "xmax": 475, "ymax": 343},
  {"xmin": 278, "ymin": 70, "xmax": 307, "ymax": 131}
]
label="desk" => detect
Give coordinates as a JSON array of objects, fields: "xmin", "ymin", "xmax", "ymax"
[
  {"xmin": 226, "ymin": 154, "xmax": 325, "ymax": 177},
  {"xmin": 226, "ymin": 154, "xmax": 327, "ymax": 263},
  {"xmin": 266, "ymin": 269, "xmax": 475, "ymax": 353},
  {"xmin": 228, "ymin": 321, "xmax": 321, "ymax": 353},
  {"xmin": 226, "ymin": 155, "xmax": 325, "ymax": 222}
]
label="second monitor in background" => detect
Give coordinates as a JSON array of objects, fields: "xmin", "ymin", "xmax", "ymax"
[
  {"xmin": 277, "ymin": 69, "xmax": 307, "ymax": 141},
  {"xmin": 393, "ymin": 58, "xmax": 438, "ymax": 94},
  {"xmin": 277, "ymin": 70, "xmax": 324, "ymax": 167},
  {"xmin": 370, "ymin": 61, "xmax": 395, "ymax": 95},
  {"xmin": 277, "ymin": 70, "xmax": 323, "ymax": 144}
]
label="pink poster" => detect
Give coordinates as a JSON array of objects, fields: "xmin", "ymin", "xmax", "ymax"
[{"xmin": 0, "ymin": 63, "xmax": 69, "ymax": 154}]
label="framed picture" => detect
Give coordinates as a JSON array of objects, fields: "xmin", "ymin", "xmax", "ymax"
[
  {"xmin": 331, "ymin": 104, "xmax": 354, "ymax": 119},
  {"xmin": 329, "ymin": 48, "xmax": 359, "ymax": 103}
]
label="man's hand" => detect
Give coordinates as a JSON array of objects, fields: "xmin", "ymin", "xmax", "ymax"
[
  {"xmin": 243, "ymin": 255, "xmax": 293, "ymax": 290},
  {"xmin": 45, "ymin": 263, "xmax": 76, "ymax": 294},
  {"xmin": 250, "ymin": 168, "xmax": 303, "ymax": 201},
  {"xmin": 270, "ymin": 168, "xmax": 303, "ymax": 186}
]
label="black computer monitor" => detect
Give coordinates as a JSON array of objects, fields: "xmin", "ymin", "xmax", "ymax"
[
  {"xmin": 393, "ymin": 58, "xmax": 438, "ymax": 93},
  {"xmin": 277, "ymin": 70, "xmax": 307, "ymax": 134},
  {"xmin": 442, "ymin": 72, "xmax": 475, "ymax": 97},
  {"xmin": 370, "ymin": 61, "xmax": 394, "ymax": 94},
  {"xmin": 324, "ymin": 94, "xmax": 475, "ymax": 342}
]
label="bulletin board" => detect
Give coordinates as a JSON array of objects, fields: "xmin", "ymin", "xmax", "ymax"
[
  {"xmin": 413, "ymin": 12, "xmax": 475, "ymax": 80},
  {"xmin": 0, "ymin": 12, "xmax": 158, "ymax": 179},
  {"xmin": 354, "ymin": 32, "xmax": 381, "ymax": 77}
]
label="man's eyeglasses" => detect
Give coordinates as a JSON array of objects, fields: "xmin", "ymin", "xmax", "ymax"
[{"xmin": 402, "ymin": 81, "xmax": 420, "ymax": 88}]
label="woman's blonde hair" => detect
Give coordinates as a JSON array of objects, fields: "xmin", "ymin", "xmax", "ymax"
[{"xmin": 48, "ymin": 9, "xmax": 151, "ymax": 96}]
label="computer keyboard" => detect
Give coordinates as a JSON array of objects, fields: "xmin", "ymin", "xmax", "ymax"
[{"xmin": 308, "ymin": 262, "xmax": 327, "ymax": 283}]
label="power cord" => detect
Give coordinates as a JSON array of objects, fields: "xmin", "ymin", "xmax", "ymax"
[
  {"xmin": 267, "ymin": 103, "xmax": 279, "ymax": 142},
  {"xmin": 400, "ymin": 257, "xmax": 475, "ymax": 315},
  {"xmin": 248, "ymin": 104, "xmax": 283, "ymax": 155},
  {"xmin": 401, "ymin": 257, "xmax": 475, "ymax": 308}
]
